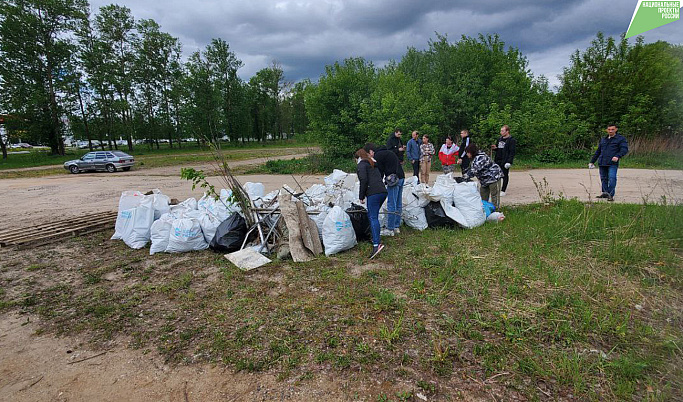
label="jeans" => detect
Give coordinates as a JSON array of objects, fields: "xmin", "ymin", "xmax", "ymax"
[
  {"xmin": 386, "ymin": 178, "xmax": 404, "ymax": 230},
  {"xmin": 598, "ymin": 165, "xmax": 618, "ymax": 196},
  {"xmin": 480, "ymin": 179, "xmax": 502, "ymax": 210},
  {"xmin": 412, "ymin": 160, "xmax": 420, "ymax": 183},
  {"xmin": 366, "ymin": 192, "xmax": 387, "ymax": 246}
]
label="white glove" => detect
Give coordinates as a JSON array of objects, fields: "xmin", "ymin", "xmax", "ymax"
[
  {"xmin": 504, "ymin": 163, "xmax": 511, "ymax": 169},
  {"xmin": 588, "ymin": 163, "xmax": 595, "ymax": 169}
]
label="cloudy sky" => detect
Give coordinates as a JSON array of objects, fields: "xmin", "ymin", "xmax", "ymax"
[{"xmin": 88, "ymin": 0, "xmax": 682, "ymax": 89}]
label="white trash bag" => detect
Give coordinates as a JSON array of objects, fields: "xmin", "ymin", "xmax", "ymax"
[
  {"xmin": 165, "ymin": 215, "xmax": 209, "ymax": 253},
  {"xmin": 112, "ymin": 196, "xmax": 155, "ymax": 249},
  {"xmin": 243, "ymin": 182, "xmax": 265, "ymax": 201},
  {"xmin": 198, "ymin": 211, "xmax": 223, "ymax": 243},
  {"xmin": 150, "ymin": 213, "xmax": 174, "ymax": 255},
  {"xmin": 322, "ymin": 206, "xmax": 357, "ymax": 256},
  {"xmin": 451, "ymin": 182, "xmax": 486, "ymax": 229}
]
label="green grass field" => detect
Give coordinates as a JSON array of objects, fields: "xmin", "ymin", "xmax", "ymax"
[{"xmin": 1, "ymin": 199, "xmax": 681, "ymax": 400}]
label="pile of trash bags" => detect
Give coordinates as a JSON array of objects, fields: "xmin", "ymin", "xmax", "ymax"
[{"xmin": 111, "ymin": 171, "xmax": 503, "ymax": 258}]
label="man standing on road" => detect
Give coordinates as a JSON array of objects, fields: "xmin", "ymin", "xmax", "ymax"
[
  {"xmin": 457, "ymin": 129, "xmax": 472, "ymax": 175},
  {"xmin": 492, "ymin": 125, "xmax": 516, "ymax": 196},
  {"xmin": 386, "ymin": 128, "xmax": 405, "ymax": 163},
  {"xmin": 589, "ymin": 124, "xmax": 628, "ymax": 202},
  {"xmin": 406, "ymin": 130, "xmax": 422, "ymax": 183}
]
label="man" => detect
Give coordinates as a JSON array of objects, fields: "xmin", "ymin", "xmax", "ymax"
[
  {"xmin": 364, "ymin": 142, "xmax": 405, "ymax": 236},
  {"xmin": 406, "ymin": 130, "xmax": 422, "ymax": 182},
  {"xmin": 386, "ymin": 128, "xmax": 405, "ymax": 163},
  {"xmin": 492, "ymin": 125, "xmax": 516, "ymax": 196},
  {"xmin": 589, "ymin": 124, "xmax": 628, "ymax": 202},
  {"xmin": 457, "ymin": 129, "xmax": 472, "ymax": 175}
]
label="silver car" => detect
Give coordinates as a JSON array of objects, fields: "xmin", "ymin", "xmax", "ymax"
[{"xmin": 64, "ymin": 151, "xmax": 135, "ymax": 174}]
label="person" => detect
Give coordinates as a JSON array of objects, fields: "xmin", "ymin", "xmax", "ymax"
[
  {"xmin": 356, "ymin": 148, "xmax": 387, "ymax": 259},
  {"xmin": 419, "ymin": 134, "xmax": 435, "ymax": 185},
  {"xmin": 463, "ymin": 143, "xmax": 504, "ymax": 209},
  {"xmin": 364, "ymin": 142, "xmax": 404, "ymax": 236},
  {"xmin": 492, "ymin": 125, "xmax": 516, "ymax": 196},
  {"xmin": 457, "ymin": 129, "xmax": 472, "ymax": 175},
  {"xmin": 386, "ymin": 128, "xmax": 405, "ymax": 163},
  {"xmin": 589, "ymin": 124, "xmax": 628, "ymax": 202},
  {"xmin": 438, "ymin": 136, "xmax": 459, "ymax": 174},
  {"xmin": 406, "ymin": 130, "xmax": 422, "ymax": 182}
]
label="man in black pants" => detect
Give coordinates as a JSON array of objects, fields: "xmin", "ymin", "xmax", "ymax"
[{"xmin": 492, "ymin": 125, "xmax": 516, "ymax": 196}]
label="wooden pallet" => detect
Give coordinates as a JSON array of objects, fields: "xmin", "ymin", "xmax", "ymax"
[{"xmin": 0, "ymin": 211, "xmax": 118, "ymax": 249}]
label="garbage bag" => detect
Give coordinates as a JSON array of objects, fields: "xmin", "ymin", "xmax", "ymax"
[
  {"xmin": 482, "ymin": 200, "xmax": 496, "ymax": 217},
  {"xmin": 166, "ymin": 216, "xmax": 208, "ymax": 253},
  {"xmin": 424, "ymin": 201, "xmax": 457, "ymax": 228},
  {"xmin": 402, "ymin": 193, "xmax": 428, "ymax": 231},
  {"xmin": 198, "ymin": 212, "xmax": 223, "ymax": 243},
  {"xmin": 322, "ymin": 206, "xmax": 357, "ymax": 256},
  {"xmin": 150, "ymin": 213, "xmax": 173, "ymax": 255},
  {"xmin": 346, "ymin": 204, "xmax": 371, "ymax": 241},
  {"xmin": 150, "ymin": 189, "xmax": 170, "ymax": 220},
  {"xmin": 112, "ymin": 196, "xmax": 155, "ymax": 249},
  {"xmin": 210, "ymin": 213, "xmax": 248, "ymax": 253},
  {"xmin": 451, "ymin": 182, "xmax": 486, "ymax": 229},
  {"xmin": 244, "ymin": 182, "xmax": 265, "ymax": 200}
]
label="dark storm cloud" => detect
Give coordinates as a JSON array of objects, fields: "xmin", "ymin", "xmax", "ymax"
[{"xmin": 87, "ymin": 0, "xmax": 682, "ymax": 86}]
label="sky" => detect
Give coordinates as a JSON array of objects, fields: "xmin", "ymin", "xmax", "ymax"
[{"xmin": 88, "ymin": 0, "xmax": 682, "ymax": 89}]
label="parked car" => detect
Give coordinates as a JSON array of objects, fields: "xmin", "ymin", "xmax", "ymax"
[
  {"xmin": 64, "ymin": 151, "xmax": 135, "ymax": 174},
  {"xmin": 10, "ymin": 143, "xmax": 33, "ymax": 149}
]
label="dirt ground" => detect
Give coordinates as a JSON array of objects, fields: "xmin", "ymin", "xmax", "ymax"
[{"xmin": 0, "ymin": 161, "xmax": 681, "ymax": 401}]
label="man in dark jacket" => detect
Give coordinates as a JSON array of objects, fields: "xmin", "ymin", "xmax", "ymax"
[
  {"xmin": 386, "ymin": 128, "xmax": 405, "ymax": 162},
  {"xmin": 492, "ymin": 125, "xmax": 516, "ymax": 196},
  {"xmin": 589, "ymin": 124, "xmax": 629, "ymax": 201},
  {"xmin": 406, "ymin": 130, "xmax": 422, "ymax": 182},
  {"xmin": 365, "ymin": 143, "xmax": 405, "ymax": 236},
  {"xmin": 457, "ymin": 129, "xmax": 472, "ymax": 175}
]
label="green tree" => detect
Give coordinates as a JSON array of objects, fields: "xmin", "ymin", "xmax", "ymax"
[{"xmin": 0, "ymin": 0, "xmax": 88, "ymax": 155}]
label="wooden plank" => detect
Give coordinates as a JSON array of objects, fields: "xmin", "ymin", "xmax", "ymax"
[
  {"xmin": 5, "ymin": 218, "xmax": 116, "ymax": 246},
  {"xmin": 0, "ymin": 215, "xmax": 117, "ymax": 243},
  {"xmin": 0, "ymin": 211, "xmax": 117, "ymax": 235},
  {"xmin": 15, "ymin": 225, "xmax": 116, "ymax": 250}
]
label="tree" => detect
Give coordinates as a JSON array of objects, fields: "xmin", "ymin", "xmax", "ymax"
[{"xmin": 0, "ymin": 0, "xmax": 88, "ymax": 155}]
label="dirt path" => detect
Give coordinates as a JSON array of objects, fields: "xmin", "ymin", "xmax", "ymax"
[
  {"xmin": 0, "ymin": 167, "xmax": 681, "ymax": 229},
  {"xmin": 0, "ymin": 313, "xmax": 406, "ymax": 402}
]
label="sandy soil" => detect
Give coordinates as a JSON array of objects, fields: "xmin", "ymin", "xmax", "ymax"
[
  {"xmin": 0, "ymin": 163, "xmax": 681, "ymax": 401},
  {"xmin": 1, "ymin": 164, "xmax": 681, "ymax": 229}
]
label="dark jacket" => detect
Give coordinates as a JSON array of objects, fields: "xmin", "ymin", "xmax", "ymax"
[
  {"xmin": 374, "ymin": 147, "xmax": 405, "ymax": 179},
  {"xmin": 494, "ymin": 136, "xmax": 516, "ymax": 165},
  {"xmin": 463, "ymin": 152, "xmax": 503, "ymax": 186},
  {"xmin": 459, "ymin": 135, "xmax": 472, "ymax": 170},
  {"xmin": 357, "ymin": 159, "xmax": 387, "ymax": 201},
  {"xmin": 590, "ymin": 134, "xmax": 628, "ymax": 166},
  {"xmin": 386, "ymin": 133, "xmax": 405, "ymax": 162}
]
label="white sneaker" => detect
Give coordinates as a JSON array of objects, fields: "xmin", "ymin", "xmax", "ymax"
[
  {"xmin": 500, "ymin": 191, "xmax": 506, "ymax": 196},
  {"xmin": 380, "ymin": 229, "xmax": 394, "ymax": 236},
  {"xmin": 393, "ymin": 228, "xmax": 401, "ymax": 235}
]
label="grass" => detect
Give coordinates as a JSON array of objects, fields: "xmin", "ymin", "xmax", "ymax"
[
  {"xmin": 0, "ymin": 200, "xmax": 681, "ymax": 400},
  {"xmin": 0, "ymin": 139, "xmax": 309, "ymax": 171}
]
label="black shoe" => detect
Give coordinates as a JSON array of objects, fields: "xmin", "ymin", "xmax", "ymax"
[
  {"xmin": 369, "ymin": 244, "xmax": 385, "ymax": 259},
  {"xmin": 607, "ymin": 195, "xmax": 614, "ymax": 202},
  {"xmin": 596, "ymin": 193, "xmax": 609, "ymax": 199}
]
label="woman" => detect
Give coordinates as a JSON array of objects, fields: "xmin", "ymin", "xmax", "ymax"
[
  {"xmin": 462, "ymin": 143, "xmax": 504, "ymax": 209},
  {"xmin": 438, "ymin": 136, "xmax": 459, "ymax": 174},
  {"xmin": 356, "ymin": 148, "xmax": 387, "ymax": 259},
  {"xmin": 419, "ymin": 134, "xmax": 435, "ymax": 185}
]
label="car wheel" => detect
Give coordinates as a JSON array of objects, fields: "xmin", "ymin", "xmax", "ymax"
[
  {"xmin": 69, "ymin": 165, "xmax": 79, "ymax": 174},
  {"xmin": 122, "ymin": 167, "xmax": 131, "ymax": 171},
  {"xmin": 106, "ymin": 164, "xmax": 116, "ymax": 173}
]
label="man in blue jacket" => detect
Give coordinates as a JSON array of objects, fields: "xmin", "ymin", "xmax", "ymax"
[
  {"xmin": 406, "ymin": 130, "xmax": 422, "ymax": 183},
  {"xmin": 589, "ymin": 124, "xmax": 629, "ymax": 202}
]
